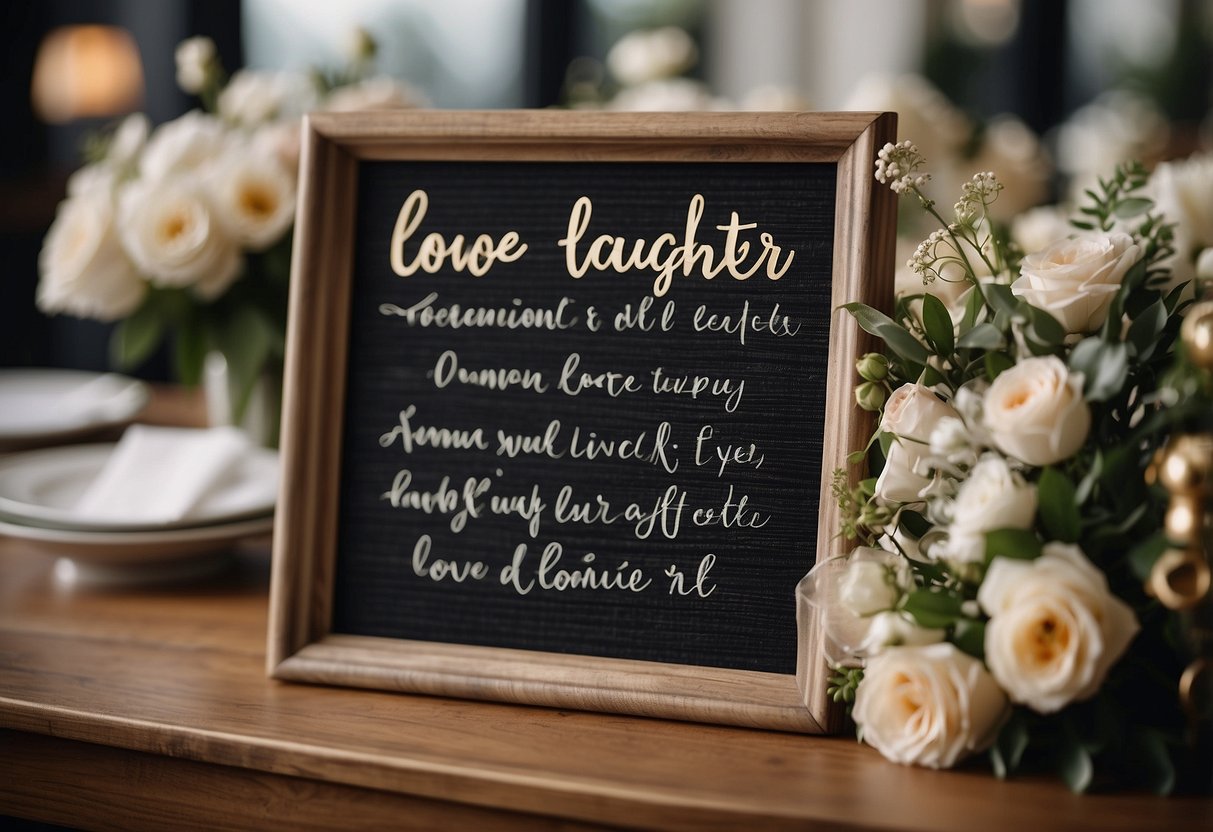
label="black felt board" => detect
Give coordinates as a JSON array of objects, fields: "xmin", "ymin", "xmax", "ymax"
[{"xmin": 330, "ymin": 160, "xmax": 836, "ymax": 675}]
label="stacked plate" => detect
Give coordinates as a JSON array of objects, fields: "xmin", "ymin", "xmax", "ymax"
[{"xmin": 0, "ymin": 369, "xmax": 277, "ymax": 585}]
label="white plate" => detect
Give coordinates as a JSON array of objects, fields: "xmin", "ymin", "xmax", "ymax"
[
  {"xmin": 0, "ymin": 443, "xmax": 279, "ymax": 531},
  {"xmin": 0, "ymin": 513, "xmax": 274, "ymax": 565},
  {"xmin": 0, "ymin": 369, "xmax": 149, "ymax": 451}
]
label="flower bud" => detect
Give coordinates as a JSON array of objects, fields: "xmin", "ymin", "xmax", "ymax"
[
  {"xmin": 856, "ymin": 352, "xmax": 889, "ymax": 382},
  {"xmin": 855, "ymin": 381, "xmax": 886, "ymax": 411}
]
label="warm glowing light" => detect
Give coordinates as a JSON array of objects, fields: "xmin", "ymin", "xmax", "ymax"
[{"xmin": 31, "ymin": 25, "xmax": 145, "ymax": 123}]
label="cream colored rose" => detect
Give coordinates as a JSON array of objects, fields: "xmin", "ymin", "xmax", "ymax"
[
  {"xmin": 206, "ymin": 151, "xmax": 295, "ymax": 251},
  {"xmin": 118, "ymin": 179, "xmax": 241, "ymax": 294},
  {"xmin": 1149, "ymin": 153, "xmax": 1213, "ymax": 292},
  {"xmin": 1011, "ymin": 233, "xmax": 1140, "ymax": 333},
  {"xmin": 141, "ymin": 112, "xmax": 228, "ymax": 183},
  {"xmin": 853, "ymin": 643, "xmax": 1008, "ymax": 769},
  {"xmin": 874, "ymin": 438, "xmax": 932, "ymax": 504},
  {"xmin": 984, "ymin": 357, "xmax": 1090, "ymax": 467},
  {"xmin": 949, "ymin": 455, "xmax": 1037, "ymax": 535},
  {"xmin": 798, "ymin": 547, "xmax": 910, "ymax": 664},
  {"xmin": 859, "ymin": 611, "xmax": 945, "ymax": 656},
  {"xmin": 979, "ymin": 544, "xmax": 1139, "ymax": 713},
  {"xmin": 38, "ymin": 191, "xmax": 146, "ymax": 322},
  {"xmin": 882, "ymin": 384, "xmax": 959, "ymax": 443},
  {"xmin": 323, "ymin": 76, "xmax": 427, "ymax": 112},
  {"xmin": 1011, "ymin": 206, "xmax": 1072, "ymax": 257},
  {"xmin": 219, "ymin": 70, "xmax": 317, "ymax": 127},
  {"xmin": 606, "ymin": 27, "xmax": 698, "ymax": 86}
]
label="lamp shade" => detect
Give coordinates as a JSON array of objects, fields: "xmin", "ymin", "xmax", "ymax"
[{"xmin": 31, "ymin": 25, "xmax": 145, "ymax": 124}]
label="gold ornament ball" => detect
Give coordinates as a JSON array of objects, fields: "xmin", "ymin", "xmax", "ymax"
[
  {"xmin": 1158, "ymin": 435, "xmax": 1213, "ymax": 493},
  {"xmin": 1181, "ymin": 300, "xmax": 1213, "ymax": 368},
  {"xmin": 1164, "ymin": 493, "xmax": 1205, "ymax": 542},
  {"xmin": 1148, "ymin": 546, "xmax": 1211, "ymax": 610}
]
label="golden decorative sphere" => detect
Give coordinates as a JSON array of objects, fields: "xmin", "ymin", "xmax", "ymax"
[
  {"xmin": 1148, "ymin": 546, "xmax": 1211, "ymax": 610},
  {"xmin": 1181, "ymin": 301, "xmax": 1213, "ymax": 368},
  {"xmin": 1158, "ymin": 435, "xmax": 1213, "ymax": 493},
  {"xmin": 1180, "ymin": 658, "xmax": 1211, "ymax": 721},
  {"xmin": 1164, "ymin": 494, "xmax": 1205, "ymax": 542}
]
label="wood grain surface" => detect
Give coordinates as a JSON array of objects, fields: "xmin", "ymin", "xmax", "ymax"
[{"xmin": 0, "ymin": 540, "xmax": 1208, "ymax": 831}]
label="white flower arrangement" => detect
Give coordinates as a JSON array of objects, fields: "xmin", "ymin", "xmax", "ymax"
[
  {"xmin": 37, "ymin": 33, "xmax": 424, "ymax": 421},
  {"xmin": 805, "ymin": 142, "xmax": 1208, "ymax": 792}
]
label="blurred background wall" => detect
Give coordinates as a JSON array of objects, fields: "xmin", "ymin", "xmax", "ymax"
[{"xmin": 3, "ymin": 0, "xmax": 1212, "ymax": 376}]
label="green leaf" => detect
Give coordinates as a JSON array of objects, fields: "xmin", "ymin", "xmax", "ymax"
[
  {"xmin": 959, "ymin": 284, "xmax": 985, "ymax": 333},
  {"xmin": 173, "ymin": 314, "xmax": 210, "ymax": 386},
  {"xmin": 1068, "ymin": 338, "xmax": 1129, "ymax": 402},
  {"xmin": 1128, "ymin": 532, "xmax": 1166, "ymax": 580},
  {"xmin": 1075, "ymin": 450, "xmax": 1103, "ymax": 504},
  {"xmin": 1037, "ymin": 468, "xmax": 1080, "ymax": 543},
  {"xmin": 211, "ymin": 306, "xmax": 275, "ymax": 423},
  {"xmin": 1127, "ymin": 729, "xmax": 1176, "ymax": 796},
  {"xmin": 920, "ymin": 293, "xmax": 954, "ymax": 356},
  {"xmin": 985, "ymin": 528, "xmax": 1042, "ymax": 562},
  {"xmin": 1026, "ymin": 306, "xmax": 1066, "ymax": 348},
  {"xmin": 901, "ymin": 588, "xmax": 963, "ymax": 629},
  {"xmin": 1126, "ymin": 297, "xmax": 1167, "ymax": 361},
  {"xmin": 984, "ymin": 283, "xmax": 1021, "ymax": 319},
  {"xmin": 109, "ymin": 300, "xmax": 167, "ymax": 370},
  {"xmin": 1113, "ymin": 196, "xmax": 1153, "ymax": 219},
  {"xmin": 1056, "ymin": 733, "xmax": 1094, "ymax": 793},
  {"xmin": 957, "ymin": 322, "xmax": 1004, "ymax": 350},
  {"xmin": 842, "ymin": 303, "xmax": 930, "ymax": 366},
  {"xmin": 990, "ymin": 711, "xmax": 1029, "ymax": 779},
  {"xmin": 984, "ymin": 351, "xmax": 1015, "ymax": 381},
  {"xmin": 952, "ymin": 618, "xmax": 986, "ymax": 660}
]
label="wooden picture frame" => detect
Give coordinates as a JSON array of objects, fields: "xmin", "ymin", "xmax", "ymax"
[{"xmin": 268, "ymin": 110, "xmax": 896, "ymax": 733}]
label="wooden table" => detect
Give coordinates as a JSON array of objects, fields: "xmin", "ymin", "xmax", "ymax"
[{"xmin": 0, "ymin": 539, "xmax": 1207, "ymax": 831}]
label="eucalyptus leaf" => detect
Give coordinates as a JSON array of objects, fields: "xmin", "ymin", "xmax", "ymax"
[
  {"xmin": 173, "ymin": 315, "xmax": 209, "ymax": 387},
  {"xmin": 985, "ymin": 528, "xmax": 1042, "ymax": 562},
  {"xmin": 959, "ymin": 283, "xmax": 985, "ymax": 333},
  {"xmin": 1037, "ymin": 468, "xmax": 1080, "ymax": 543},
  {"xmin": 842, "ymin": 302, "xmax": 930, "ymax": 365},
  {"xmin": 1128, "ymin": 532, "xmax": 1166, "ymax": 580},
  {"xmin": 1069, "ymin": 338, "xmax": 1129, "ymax": 402},
  {"xmin": 109, "ymin": 300, "xmax": 167, "ymax": 370},
  {"xmin": 1112, "ymin": 196, "xmax": 1153, "ymax": 219},
  {"xmin": 901, "ymin": 588, "xmax": 963, "ymax": 629},
  {"xmin": 1126, "ymin": 298, "xmax": 1167, "ymax": 361},
  {"xmin": 1127, "ymin": 728, "xmax": 1176, "ymax": 796},
  {"xmin": 921, "ymin": 293, "xmax": 954, "ymax": 356},
  {"xmin": 990, "ymin": 711, "xmax": 1029, "ymax": 779},
  {"xmin": 957, "ymin": 322, "xmax": 1003, "ymax": 350},
  {"xmin": 1026, "ymin": 306, "xmax": 1066, "ymax": 348},
  {"xmin": 1056, "ymin": 734, "xmax": 1094, "ymax": 793},
  {"xmin": 984, "ymin": 351, "xmax": 1015, "ymax": 381},
  {"xmin": 211, "ymin": 306, "xmax": 275, "ymax": 423},
  {"xmin": 984, "ymin": 283, "xmax": 1021, "ymax": 319}
]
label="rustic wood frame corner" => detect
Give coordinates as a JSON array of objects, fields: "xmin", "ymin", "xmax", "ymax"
[{"xmin": 267, "ymin": 110, "xmax": 897, "ymax": 734}]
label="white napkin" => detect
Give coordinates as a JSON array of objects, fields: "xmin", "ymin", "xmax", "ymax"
[{"xmin": 75, "ymin": 425, "xmax": 254, "ymax": 524}]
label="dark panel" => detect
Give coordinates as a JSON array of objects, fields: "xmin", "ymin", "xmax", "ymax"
[{"xmin": 331, "ymin": 160, "xmax": 836, "ymax": 675}]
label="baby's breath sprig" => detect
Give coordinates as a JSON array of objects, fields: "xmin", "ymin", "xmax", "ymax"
[{"xmin": 875, "ymin": 140, "xmax": 931, "ymax": 196}]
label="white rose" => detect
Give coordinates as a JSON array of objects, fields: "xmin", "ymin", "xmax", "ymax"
[
  {"xmin": 1011, "ymin": 233, "xmax": 1140, "ymax": 333},
  {"xmin": 106, "ymin": 113, "xmax": 150, "ymax": 170},
  {"xmin": 949, "ymin": 455, "xmax": 1037, "ymax": 536},
  {"xmin": 175, "ymin": 36, "xmax": 216, "ymax": 95},
  {"xmin": 323, "ymin": 76, "xmax": 428, "ymax": 113},
  {"xmin": 882, "ymin": 383, "xmax": 959, "ymax": 443},
  {"xmin": 607, "ymin": 78, "xmax": 725, "ymax": 112},
  {"xmin": 984, "ymin": 356, "xmax": 1091, "ymax": 467},
  {"xmin": 252, "ymin": 121, "xmax": 303, "ymax": 176},
  {"xmin": 859, "ymin": 611, "xmax": 945, "ymax": 656},
  {"xmin": 606, "ymin": 27, "xmax": 698, "ymax": 86},
  {"xmin": 968, "ymin": 116, "xmax": 1050, "ymax": 221},
  {"xmin": 66, "ymin": 163, "xmax": 119, "ymax": 198},
  {"xmin": 206, "ymin": 151, "xmax": 295, "ymax": 251},
  {"xmin": 874, "ymin": 438, "xmax": 932, "ymax": 505},
  {"xmin": 37, "ymin": 191, "xmax": 146, "ymax": 322},
  {"xmin": 118, "ymin": 178, "xmax": 241, "ymax": 294},
  {"xmin": 1149, "ymin": 153, "xmax": 1213, "ymax": 292},
  {"xmin": 979, "ymin": 543, "xmax": 1139, "ymax": 713},
  {"xmin": 853, "ymin": 643, "xmax": 1008, "ymax": 769},
  {"xmin": 1011, "ymin": 205, "xmax": 1073, "ymax": 257},
  {"xmin": 219, "ymin": 70, "xmax": 317, "ymax": 127},
  {"xmin": 798, "ymin": 547, "xmax": 910, "ymax": 664},
  {"xmin": 141, "ymin": 112, "xmax": 228, "ymax": 183}
]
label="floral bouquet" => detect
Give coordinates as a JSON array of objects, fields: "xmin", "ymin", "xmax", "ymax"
[
  {"xmin": 36, "ymin": 31, "xmax": 424, "ymax": 430},
  {"xmin": 803, "ymin": 140, "xmax": 1211, "ymax": 792}
]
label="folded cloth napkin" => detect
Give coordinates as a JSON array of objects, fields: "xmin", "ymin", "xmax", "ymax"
[{"xmin": 75, "ymin": 425, "xmax": 253, "ymax": 524}]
